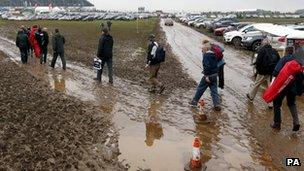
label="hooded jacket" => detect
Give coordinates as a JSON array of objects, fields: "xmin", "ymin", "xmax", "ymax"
[{"xmin": 97, "ymin": 34, "xmax": 114, "ymax": 60}]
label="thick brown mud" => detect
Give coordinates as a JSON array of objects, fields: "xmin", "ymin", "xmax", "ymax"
[{"xmin": 0, "ymin": 52, "xmax": 124, "ymax": 170}]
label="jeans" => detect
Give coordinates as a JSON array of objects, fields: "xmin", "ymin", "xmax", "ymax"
[
  {"xmin": 51, "ymin": 52, "xmax": 66, "ymax": 70},
  {"xmin": 193, "ymin": 75, "xmax": 220, "ymax": 107},
  {"xmin": 19, "ymin": 47, "xmax": 28, "ymax": 64},
  {"xmin": 40, "ymin": 47, "xmax": 47, "ymax": 64},
  {"xmin": 273, "ymin": 88, "xmax": 299, "ymax": 126},
  {"xmin": 97, "ymin": 58, "xmax": 113, "ymax": 83}
]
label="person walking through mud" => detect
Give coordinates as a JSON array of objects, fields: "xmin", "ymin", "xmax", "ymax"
[
  {"xmin": 145, "ymin": 34, "xmax": 165, "ymax": 94},
  {"xmin": 50, "ymin": 29, "xmax": 66, "ymax": 70},
  {"xmin": 26, "ymin": 27, "xmax": 33, "ymax": 57},
  {"xmin": 270, "ymin": 45, "xmax": 303, "ymax": 132},
  {"xmin": 189, "ymin": 41, "xmax": 221, "ymax": 111},
  {"xmin": 40, "ymin": 28, "xmax": 49, "ymax": 64},
  {"xmin": 94, "ymin": 27, "xmax": 114, "ymax": 84},
  {"xmin": 206, "ymin": 40, "xmax": 226, "ymax": 92},
  {"xmin": 246, "ymin": 38, "xmax": 280, "ymax": 108},
  {"xmin": 35, "ymin": 28, "xmax": 44, "ymax": 63},
  {"xmin": 16, "ymin": 28, "xmax": 29, "ymax": 64}
]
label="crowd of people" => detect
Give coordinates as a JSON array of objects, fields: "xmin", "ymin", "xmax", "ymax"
[
  {"xmin": 15, "ymin": 25, "xmax": 66, "ymax": 69},
  {"xmin": 15, "ymin": 21, "xmax": 303, "ymax": 132}
]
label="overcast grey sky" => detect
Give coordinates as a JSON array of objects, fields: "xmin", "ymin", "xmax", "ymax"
[{"xmin": 87, "ymin": 0, "xmax": 303, "ymax": 12}]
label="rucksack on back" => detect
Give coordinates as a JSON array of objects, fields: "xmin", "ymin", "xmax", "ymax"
[
  {"xmin": 211, "ymin": 44, "xmax": 224, "ymax": 59},
  {"xmin": 153, "ymin": 45, "xmax": 166, "ymax": 63},
  {"xmin": 264, "ymin": 49, "xmax": 279, "ymax": 73}
]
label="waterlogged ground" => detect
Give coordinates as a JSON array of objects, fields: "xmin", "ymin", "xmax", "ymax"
[{"xmin": 0, "ymin": 19, "xmax": 303, "ymax": 171}]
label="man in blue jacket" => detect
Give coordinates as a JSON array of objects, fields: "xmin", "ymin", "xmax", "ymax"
[{"xmin": 189, "ymin": 41, "xmax": 221, "ymax": 111}]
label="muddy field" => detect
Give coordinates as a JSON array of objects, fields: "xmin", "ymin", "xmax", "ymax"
[
  {"xmin": 0, "ymin": 18, "xmax": 303, "ymax": 171},
  {"xmin": 0, "ymin": 52, "xmax": 125, "ymax": 170},
  {"xmin": 0, "ymin": 19, "xmax": 195, "ymax": 92}
]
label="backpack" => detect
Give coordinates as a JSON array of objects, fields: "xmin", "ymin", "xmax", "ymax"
[
  {"xmin": 264, "ymin": 48, "xmax": 279, "ymax": 74},
  {"xmin": 153, "ymin": 45, "xmax": 166, "ymax": 63},
  {"xmin": 211, "ymin": 44, "xmax": 224, "ymax": 59}
]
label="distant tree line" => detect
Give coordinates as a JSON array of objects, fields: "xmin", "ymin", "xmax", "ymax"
[{"xmin": 0, "ymin": 0, "xmax": 93, "ymax": 6}]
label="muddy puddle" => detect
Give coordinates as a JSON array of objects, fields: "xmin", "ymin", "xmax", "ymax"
[{"xmin": 1, "ymin": 20, "xmax": 303, "ymax": 171}]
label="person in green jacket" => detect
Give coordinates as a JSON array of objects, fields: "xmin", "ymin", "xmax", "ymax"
[{"xmin": 50, "ymin": 29, "xmax": 66, "ymax": 70}]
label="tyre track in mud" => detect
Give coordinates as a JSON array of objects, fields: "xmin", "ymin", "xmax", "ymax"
[{"xmin": 162, "ymin": 20, "xmax": 304, "ymax": 170}]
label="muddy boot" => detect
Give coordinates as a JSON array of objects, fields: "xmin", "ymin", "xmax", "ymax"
[
  {"xmin": 270, "ymin": 123, "xmax": 281, "ymax": 131},
  {"xmin": 289, "ymin": 105, "xmax": 300, "ymax": 132}
]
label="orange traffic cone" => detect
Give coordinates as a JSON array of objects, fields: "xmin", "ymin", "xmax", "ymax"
[
  {"xmin": 190, "ymin": 137, "xmax": 202, "ymax": 169},
  {"xmin": 184, "ymin": 137, "xmax": 207, "ymax": 171}
]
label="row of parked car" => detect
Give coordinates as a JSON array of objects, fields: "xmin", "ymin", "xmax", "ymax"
[
  {"xmin": 179, "ymin": 15, "xmax": 304, "ymax": 52},
  {"xmin": 1, "ymin": 11, "xmax": 156, "ymax": 21}
]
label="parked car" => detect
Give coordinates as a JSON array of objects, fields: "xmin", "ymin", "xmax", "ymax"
[
  {"xmin": 223, "ymin": 22, "xmax": 252, "ymax": 34},
  {"xmin": 207, "ymin": 18, "xmax": 238, "ymax": 31},
  {"xmin": 214, "ymin": 27, "xmax": 228, "ymax": 36},
  {"xmin": 212, "ymin": 20, "xmax": 238, "ymax": 30},
  {"xmin": 165, "ymin": 18, "xmax": 174, "ymax": 26},
  {"xmin": 241, "ymin": 34, "xmax": 266, "ymax": 51},
  {"xmin": 224, "ymin": 23, "xmax": 271, "ymax": 47}
]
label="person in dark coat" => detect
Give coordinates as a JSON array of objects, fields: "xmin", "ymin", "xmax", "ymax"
[
  {"xmin": 16, "ymin": 28, "xmax": 29, "ymax": 64},
  {"xmin": 94, "ymin": 27, "xmax": 114, "ymax": 84},
  {"xmin": 50, "ymin": 29, "xmax": 66, "ymax": 70},
  {"xmin": 271, "ymin": 45, "xmax": 303, "ymax": 132},
  {"xmin": 26, "ymin": 27, "xmax": 33, "ymax": 57},
  {"xmin": 189, "ymin": 41, "xmax": 221, "ymax": 111},
  {"xmin": 41, "ymin": 27, "xmax": 49, "ymax": 64},
  {"xmin": 247, "ymin": 38, "xmax": 280, "ymax": 108},
  {"xmin": 35, "ymin": 28, "xmax": 44, "ymax": 63},
  {"xmin": 145, "ymin": 34, "xmax": 165, "ymax": 93}
]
